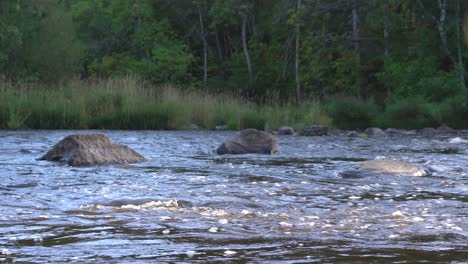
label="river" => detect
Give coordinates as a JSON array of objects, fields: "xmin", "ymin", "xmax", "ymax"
[{"xmin": 0, "ymin": 130, "xmax": 467, "ymax": 263}]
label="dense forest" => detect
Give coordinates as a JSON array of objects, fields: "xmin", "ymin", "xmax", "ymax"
[{"xmin": 1, "ymin": 0, "xmax": 468, "ymax": 130}]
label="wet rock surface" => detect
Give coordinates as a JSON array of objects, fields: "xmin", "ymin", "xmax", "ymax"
[
  {"xmin": 39, "ymin": 133, "xmax": 146, "ymax": 166},
  {"xmin": 364, "ymin": 127, "xmax": 386, "ymax": 137},
  {"xmin": 216, "ymin": 129, "xmax": 278, "ymax": 155},
  {"xmin": 278, "ymin": 126, "xmax": 295, "ymax": 135},
  {"xmin": 357, "ymin": 159, "xmax": 426, "ymax": 176}
]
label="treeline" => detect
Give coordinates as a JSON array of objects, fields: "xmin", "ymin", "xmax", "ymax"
[{"xmin": 1, "ymin": 0, "xmax": 468, "ymax": 128}]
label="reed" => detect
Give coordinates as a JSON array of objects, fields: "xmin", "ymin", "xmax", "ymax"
[{"xmin": 0, "ymin": 76, "xmax": 331, "ymax": 130}]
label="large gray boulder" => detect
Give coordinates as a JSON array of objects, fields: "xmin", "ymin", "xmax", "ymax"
[
  {"xmin": 216, "ymin": 129, "xmax": 278, "ymax": 155},
  {"xmin": 357, "ymin": 160, "xmax": 425, "ymax": 176},
  {"xmin": 39, "ymin": 134, "xmax": 146, "ymax": 166}
]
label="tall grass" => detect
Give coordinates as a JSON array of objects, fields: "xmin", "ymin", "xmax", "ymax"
[{"xmin": 0, "ymin": 76, "xmax": 331, "ymax": 130}]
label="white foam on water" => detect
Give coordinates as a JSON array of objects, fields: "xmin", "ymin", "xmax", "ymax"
[
  {"xmin": 448, "ymin": 137, "xmax": 468, "ymax": 144},
  {"xmin": 208, "ymin": 227, "xmax": 219, "ymax": 233},
  {"xmin": 392, "ymin": 210, "xmax": 405, "ymax": 217},
  {"xmin": 224, "ymin": 250, "xmax": 237, "ymax": 255},
  {"xmin": 218, "ymin": 219, "xmax": 229, "ymax": 225},
  {"xmin": 279, "ymin": 221, "xmax": 293, "ymax": 227},
  {"xmin": 120, "ymin": 199, "xmax": 179, "ymax": 210}
]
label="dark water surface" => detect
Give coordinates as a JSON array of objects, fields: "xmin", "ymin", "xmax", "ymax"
[{"xmin": 0, "ymin": 130, "xmax": 467, "ymax": 263}]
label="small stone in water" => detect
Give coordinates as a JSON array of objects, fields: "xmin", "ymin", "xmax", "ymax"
[
  {"xmin": 186, "ymin": 250, "xmax": 196, "ymax": 257},
  {"xmin": 224, "ymin": 250, "xmax": 237, "ymax": 255},
  {"xmin": 208, "ymin": 227, "xmax": 219, "ymax": 233},
  {"xmin": 162, "ymin": 229, "xmax": 171, "ymax": 234}
]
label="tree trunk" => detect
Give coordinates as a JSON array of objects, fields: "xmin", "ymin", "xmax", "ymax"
[
  {"xmin": 352, "ymin": 0, "xmax": 362, "ymax": 98},
  {"xmin": 456, "ymin": 0, "xmax": 466, "ymax": 88},
  {"xmin": 437, "ymin": 0, "xmax": 457, "ymax": 66},
  {"xmin": 295, "ymin": 0, "xmax": 301, "ymax": 103},
  {"xmin": 198, "ymin": 5, "xmax": 208, "ymax": 94},
  {"xmin": 418, "ymin": 0, "xmax": 468, "ymax": 78},
  {"xmin": 383, "ymin": 2, "xmax": 389, "ymax": 59},
  {"xmin": 215, "ymin": 30, "xmax": 223, "ymax": 61},
  {"xmin": 242, "ymin": 13, "xmax": 253, "ymax": 90},
  {"xmin": 464, "ymin": 9, "xmax": 468, "ymax": 47},
  {"xmin": 281, "ymin": 36, "xmax": 292, "ymax": 79}
]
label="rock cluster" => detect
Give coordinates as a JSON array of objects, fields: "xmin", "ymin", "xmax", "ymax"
[{"xmin": 300, "ymin": 125, "xmax": 328, "ymax": 136}]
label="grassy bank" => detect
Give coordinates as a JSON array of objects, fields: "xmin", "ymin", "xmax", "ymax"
[
  {"xmin": 1, "ymin": 76, "xmax": 467, "ymax": 130},
  {"xmin": 0, "ymin": 77, "xmax": 332, "ymax": 130}
]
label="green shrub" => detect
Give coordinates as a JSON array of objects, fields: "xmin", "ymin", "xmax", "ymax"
[
  {"xmin": 437, "ymin": 93, "xmax": 468, "ymax": 129},
  {"xmin": 377, "ymin": 58, "xmax": 463, "ymax": 102},
  {"xmin": 326, "ymin": 97, "xmax": 379, "ymax": 130},
  {"xmin": 240, "ymin": 110, "xmax": 266, "ymax": 130},
  {"xmin": 380, "ymin": 97, "xmax": 438, "ymax": 129}
]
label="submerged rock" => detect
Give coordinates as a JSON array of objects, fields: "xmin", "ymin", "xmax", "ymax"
[
  {"xmin": 348, "ymin": 131, "xmax": 368, "ymax": 138},
  {"xmin": 437, "ymin": 125, "xmax": 457, "ymax": 134},
  {"xmin": 278, "ymin": 126, "xmax": 295, "ymax": 135},
  {"xmin": 384, "ymin": 128, "xmax": 416, "ymax": 135},
  {"xmin": 420, "ymin": 126, "xmax": 457, "ymax": 135},
  {"xmin": 357, "ymin": 160, "xmax": 425, "ymax": 176},
  {"xmin": 215, "ymin": 125, "xmax": 228, "ymax": 131},
  {"xmin": 300, "ymin": 125, "xmax": 328, "ymax": 136},
  {"xmin": 188, "ymin": 123, "xmax": 200, "ymax": 130},
  {"xmin": 363, "ymin": 127, "xmax": 386, "ymax": 137},
  {"xmin": 216, "ymin": 129, "xmax": 278, "ymax": 155},
  {"xmin": 39, "ymin": 134, "xmax": 146, "ymax": 166},
  {"xmin": 419, "ymin": 128, "xmax": 437, "ymax": 135},
  {"xmin": 340, "ymin": 159, "xmax": 426, "ymax": 178}
]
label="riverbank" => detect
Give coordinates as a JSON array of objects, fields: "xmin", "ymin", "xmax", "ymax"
[
  {"xmin": 1, "ymin": 76, "xmax": 467, "ymax": 130},
  {"xmin": 0, "ymin": 77, "xmax": 331, "ymax": 130}
]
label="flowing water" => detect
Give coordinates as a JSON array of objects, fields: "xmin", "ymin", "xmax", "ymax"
[{"xmin": 0, "ymin": 130, "xmax": 467, "ymax": 263}]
